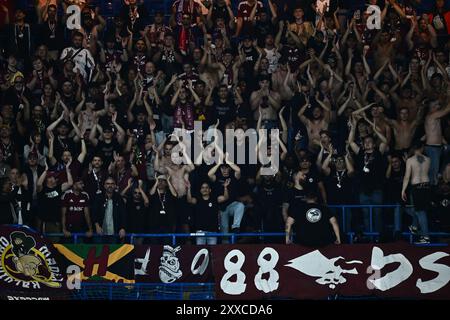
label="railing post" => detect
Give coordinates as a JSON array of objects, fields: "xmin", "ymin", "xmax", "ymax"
[
  {"xmin": 230, "ymin": 234, "xmax": 235, "ymax": 244},
  {"xmin": 342, "ymin": 206, "xmax": 346, "ymax": 233},
  {"xmin": 172, "ymin": 235, "xmax": 176, "ymax": 246},
  {"xmin": 130, "ymin": 234, "xmax": 134, "ymax": 244},
  {"xmin": 74, "ymin": 234, "xmax": 78, "ymax": 244},
  {"xmin": 109, "ymin": 284, "xmax": 113, "ymax": 300},
  {"xmin": 369, "ymin": 206, "xmax": 373, "ymax": 233}
]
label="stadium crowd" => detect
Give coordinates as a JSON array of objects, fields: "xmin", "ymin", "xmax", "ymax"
[{"xmin": 0, "ymin": 0, "xmax": 449, "ymax": 245}]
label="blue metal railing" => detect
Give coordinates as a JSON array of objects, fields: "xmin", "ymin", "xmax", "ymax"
[
  {"xmin": 39, "ymin": 204, "xmax": 450, "ymax": 245},
  {"xmin": 73, "ymin": 282, "xmax": 215, "ymax": 300}
]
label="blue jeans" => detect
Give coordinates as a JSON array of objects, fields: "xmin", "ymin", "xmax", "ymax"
[
  {"xmin": 359, "ymin": 190, "xmax": 383, "ymax": 233},
  {"xmin": 424, "ymin": 145, "xmax": 442, "ymax": 185},
  {"xmin": 393, "ymin": 204, "xmax": 403, "ymax": 234},
  {"xmin": 220, "ymin": 201, "xmax": 245, "ymax": 233},
  {"xmin": 408, "ymin": 190, "xmax": 430, "ymax": 237}
]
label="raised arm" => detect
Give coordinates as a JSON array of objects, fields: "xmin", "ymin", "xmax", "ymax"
[
  {"xmin": 278, "ymin": 106, "xmax": 288, "ymax": 144},
  {"xmin": 224, "ymin": 152, "xmax": 241, "ymax": 180},
  {"xmin": 46, "ymin": 111, "xmax": 66, "ymax": 136},
  {"xmin": 207, "ymin": 160, "xmax": 221, "ymax": 183},
  {"xmin": 337, "ymin": 93, "xmax": 352, "ymax": 116},
  {"xmin": 217, "ymin": 179, "xmax": 230, "ymax": 204},
  {"xmin": 348, "ymin": 116, "xmax": 360, "ymax": 154},
  {"xmin": 112, "ymin": 113, "xmax": 126, "ymax": 145},
  {"xmin": 297, "ymin": 101, "xmax": 311, "ymax": 126},
  {"xmin": 61, "ymin": 159, "xmax": 73, "ymax": 192},
  {"xmin": 345, "ymin": 144, "xmax": 355, "ymax": 176},
  {"xmin": 406, "ymin": 18, "xmax": 416, "ymax": 51},
  {"xmin": 321, "ymin": 151, "xmax": 332, "ymax": 176},
  {"xmin": 77, "ymin": 136, "xmax": 87, "ymax": 164},
  {"xmin": 364, "ymin": 116, "xmax": 388, "ymax": 153},
  {"xmin": 89, "ymin": 117, "xmax": 99, "ymax": 147},
  {"xmin": 36, "ymin": 160, "xmax": 49, "ymax": 193},
  {"xmin": 47, "ymin": 131, "xmax": 57, "ymax": 166},
  {"xmin": 166, "ymin": 175, "xmax": 178, "ymax": 198}
]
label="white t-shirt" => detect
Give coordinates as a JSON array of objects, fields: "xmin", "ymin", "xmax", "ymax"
[{"xmin": 60, "ymin": 46, "xmax": 95, "ymax": 80}]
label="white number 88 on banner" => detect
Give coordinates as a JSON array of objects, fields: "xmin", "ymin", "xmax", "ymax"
[{"xmin": 220, "ymin": 248, "xmax": 279, "ymax": 295}]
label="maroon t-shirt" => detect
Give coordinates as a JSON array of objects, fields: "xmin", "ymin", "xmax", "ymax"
[
  {"xmin": 56, "ymin": 159, "xmax": 82, "ymax": 183},
  {"xmin": 62, "ymin": 190, "xmax": 90, "ymax": 232}
]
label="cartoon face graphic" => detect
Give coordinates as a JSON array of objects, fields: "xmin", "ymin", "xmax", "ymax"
[
  {"xmin": 158, "ymin": 246, "xmax": 183, "ymax": 283},
  {"xmin": 1, "ymin": 231, "xmax": 62, "ymax": 288}
]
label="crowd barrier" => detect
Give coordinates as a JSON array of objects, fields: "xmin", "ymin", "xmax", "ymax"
[{"xmin": 45, "ymin": 204, "xmax": 450, "ymax": 245}]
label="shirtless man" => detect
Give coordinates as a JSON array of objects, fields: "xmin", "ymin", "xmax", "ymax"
[
  {"xmin": 271, "ymin": 63, "xmax": 296, "ymax": 101},
  {"xmin": 250, "ymin": 75, "xmax": 281, "ymax": 122},
  {"xmin": 353, "ymin": 103, "xmax": 392, "ymax": 149},
  {"xmin": 401, "ymin": 142, "xmax": 431, "ymax": 244},
  {"xmin": 164, "ymin": 137, "xmax": 195, "ymax": 198},
  {"xmin": 384, "ymin": 105, "xmax": 424, "ymax": 153},
  {"xmin": 154, "ymin": 135, "xmax": 195, "ymax": 237},
  {"xmin": 372, "ymin": 29, "xmax": 400, "ymax": 70},
  {"xmin": 298, "ymin": 94, "xmax": 331, "ymax": 152},
  {"xmin": 424, "ymin": 99, "xmax": 450, "ymax": 185},
  {"xmin": 391, "ymin": 85, "xmax": 422, "ymax": 121}
]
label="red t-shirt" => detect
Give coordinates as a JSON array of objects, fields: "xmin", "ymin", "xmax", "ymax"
[
  {"xmin": 62, "ymin": 190, "xmax": 90, "ymax": 232},
  {"xmin": 237, "ymin": 1, "xmax": 264, "ymax": 21}
]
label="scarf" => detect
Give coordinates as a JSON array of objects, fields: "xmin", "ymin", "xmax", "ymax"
[{"xmin": 179, "ymin": 26, "xmax": 189, "ymax": 56}]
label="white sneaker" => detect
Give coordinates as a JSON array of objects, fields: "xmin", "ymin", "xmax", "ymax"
[
  {"xmin": 415, "ymin": 237, "xmax": 430, "ymax": 244},
  {"xmin": 408, "ymin": 225, "xmax": 418, "ymax": 235}
]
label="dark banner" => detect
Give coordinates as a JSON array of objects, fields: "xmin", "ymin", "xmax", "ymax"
[
  {"xmin": 134, "ymin": 245, "xmax": 213, "ymax": 283},
  {"xmin": 210, "ymin": 244, "xmax": 450, "ymax": 300},
  {"xmin": 2, "ymin": 225, "xmax": 450, "ymax": 300},
  {"xmin": 54, "ymin": 244, "xmax": 135, "ymax": 283},
  {"xmin": 0, "ymin": 225, "xmax": 67, "ymax": 300}
]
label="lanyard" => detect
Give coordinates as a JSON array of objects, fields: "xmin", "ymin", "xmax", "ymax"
[{"xmin": 336, "ymin": 169, "xmax": 346, "ymax": 189}]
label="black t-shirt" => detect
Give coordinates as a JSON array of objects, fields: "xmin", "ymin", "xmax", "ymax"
[
  {"xmin": 38, "ymin": 185, "xmax": 63, "ymax": 222},
  {"xmin": 386, "ymin": 169, "xmax": 404, "ymax": 203},
  {"xmin": 242, "ymin": 47, "xmax": 259, "ymax": 77},
  {"xmin": 283, "ymin": 186, "xmax": 307, "ymax": 207},
  {"xmin": 129, "ymin": 120, "xmax": 151, "ymax": 145},
  {"xmin": 193, "ymin": 197, "xmax": 220, "ymax": 232},
  {"xmin": 356, "ymin": 149, "xmax": 387, "ymax": 194},
  {"xmin": 38, "ymin": 20, "xmax": 64, "ymax": 51},
  {"xmin": 288, "ymin": 202, "xmax": 335, "ymax": 246},
  {"xmin": 96, "ymin": 140, "xmax": 121, "ymax": 167},
  {"xmin": 214, "ymin": 173, "xmax": 238, "ymax": 210},
  {"xmin": 126, "ymin": 199, "xmax": 149, "ymax": 233},
  {"xmin": 302, "ymin": 169, "xmax": 323, "ymax": 197},
  {"xmin": 325, "ymin": 168, "xmax": 354, "ymax": 204},
  {"xmin": 281, "ymin": 45, "xmax": 302, "ymax": 69},
  {"xmin": 212, "ymin": 97, "xmax": 237, "ymax": 129},
  {"xmin": 53, "ymin": 135, "xmax": 77, "ymax": 161},
  {"xmin": 149, "ymin": 191, "xmax": 177, "ymax": 232}
]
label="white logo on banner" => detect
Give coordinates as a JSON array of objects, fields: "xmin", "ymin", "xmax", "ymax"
[
  {"xmin": 159, "ymin": 246, "xmax": 182, "ymax": 283},
  {"xmin": 285, "ymin": 250, "xmax": 363, "ymax": 289},
  {"xmin": 135, "ymin": 248, "xmax": 151, "ymax": 276}
]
